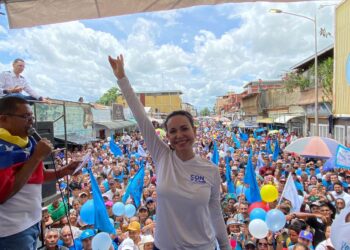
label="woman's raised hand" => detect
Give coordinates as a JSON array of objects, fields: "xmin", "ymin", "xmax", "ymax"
[{"xmin": 108, "ymin": 54, "xmax": 126, "ymax": 80}]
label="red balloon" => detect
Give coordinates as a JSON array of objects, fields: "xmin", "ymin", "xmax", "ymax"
[{"xmin": 248, "ymin": 201, "xmax": 270, "ymax": 214}]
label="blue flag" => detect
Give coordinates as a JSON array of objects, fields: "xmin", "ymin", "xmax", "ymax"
[
  {"xmin": 273, "ymin": 140, "xmax": 279, "ymax": 161},
  {"xmin": 109, "ymin": 137, "xmax": 123, "ymax": 157},
  {"xmin": 266, "ymin": 139, "xmax": 273, "ymax": 155},
  {"xmin": 87, "ymin": 167, "xmax": 116, "ymax": 234},
  {"xmin": 211, "ymin": 141, "xmax": 219, "ymax": 165},
  {"xmin": 232, "ymin": 134, "xmax": 241, "ymax": 149},
  {"xmin": 225, "ymin": 157, "xmax": 236, "ymax": 194},
  {"xmin": 122, "ymin": 163, "xmax": 145, "ymax": 208},
  {"xmin": 243, "ymin": 149, "xmax": 262, "ymax": 203}
]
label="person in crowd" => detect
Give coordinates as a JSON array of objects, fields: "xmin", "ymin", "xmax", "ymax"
[
  {"xmin": 0, "ymin": 96, "xmax": 80, "ymax": 250},
  {"xmin": 44, "ymin": 228, "xmax": 69, "ymax": 250},
  {"xmin": 80, "ymin": 229, "xmax": 95, "ymax": 250},
  {"xmin": 0, "ymin": 58, "xmax": 47, "ymax": 101},
  {"xmin": 108, "ymin": 54, "xmax": 230, "ymax": 249},
  {"xmin": 58, "ymin": 225, "xmax": 83, "ymax": 250},
  {"xmin": 139, "ymin": 234, "xmax": 154, "ymax": 250},
  {"xmin": 330, "ymin": 181, "xmax": 350, "ymax": 205}
]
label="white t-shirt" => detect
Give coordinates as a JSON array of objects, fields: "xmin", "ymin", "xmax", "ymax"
[
  {"xmin": 0, "ymin": 184, "xmax": 42, "ymax": 237},
  {"xmin": 330, "ymin": 191, "xmax": 350, "ymax": 205},
  {"xmin": 118, "ymin": 77, "xmax": 230, "ymax": 250}
]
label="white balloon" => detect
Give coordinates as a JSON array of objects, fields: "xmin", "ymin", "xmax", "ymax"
[
  {"xmin": 248, "ymin": 219, "xmax": 269, "ymax": 239},
  {"xmin": 91, "ymin": 232, "xmax": 112, "ymax": 250},
  {"xmin": 107, "ymin": 137, "xmax": 111, "ymax": 142}
]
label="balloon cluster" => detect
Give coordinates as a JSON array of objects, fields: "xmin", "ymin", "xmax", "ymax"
[
  {"xmin": 247, "ymin": 185, "xmax": 286, "ymax": 238},
  {"xmin": 112, "ymin": 202, "xmax": 136, "ymax": 218},
  {"xmin": 80, "ymin": 200, "xmax": 137, "ymax": 226}
]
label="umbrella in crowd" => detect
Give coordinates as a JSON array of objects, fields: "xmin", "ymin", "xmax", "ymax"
[{"xmin": 284, "ymin": 136, "xmax": 341, "ymax": 159}]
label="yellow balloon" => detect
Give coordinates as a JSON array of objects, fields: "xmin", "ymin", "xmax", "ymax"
[{"xmin": 260, "ymin": 184, "xmax": 278, "ymax": 202}]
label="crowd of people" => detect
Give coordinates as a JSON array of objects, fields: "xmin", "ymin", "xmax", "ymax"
[
  {"xmin": 1, "ymin": 56, "xmax": 350, "ymax": 250},
  {"xmin": 35, "ymin": 117, "xmax": 350, "ymax": 250}
]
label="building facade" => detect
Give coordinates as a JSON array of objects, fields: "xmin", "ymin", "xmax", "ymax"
[
  {"xmin": 333, "ymin": 0, "xmax": 350, "ymax": 145},
  {"xmin": 116, "ymin": 90, "xmax": 183, "ymax": 115}
]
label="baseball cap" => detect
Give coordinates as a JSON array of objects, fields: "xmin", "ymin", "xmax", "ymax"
[
  {"xmin": 127, "ymin": 221, "xmax": 141, "ymax": 231},
  {"xmin": 105, "ymin": 201, "xmax": 113, "ymax": 207},
  {"xmin": 245, "ymin": 240, "xmax": 256, "ymax": 247},
  {"xmin": 226, "ymin": 218, "xmax": 242, "ymax": 226},
  {"xmin": 141, "ymin": 234, "xmax": 154, "ymax": 244},
  {"xmin": 299, "ymin": 230, "xmax": 313, "ymax": 241},
  {"xmin": 138, "ymin": 206, "xmax": 148, "ymax": 212},
  {"xmin": 80, "ymin": 229, "xmax": 95, "ymax": 240},
  {"xmin": 146, "ymin": 197, "xmax": 154, "ymax": 204},
  {"xmin": 310, "ymin": 201, "xmax": 321, "ymax": 208},
  {"xmin": 79, "ymin": 192, "xmax": 88, "ymax": 197}
]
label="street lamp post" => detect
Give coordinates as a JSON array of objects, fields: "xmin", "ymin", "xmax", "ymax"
[{"xmin": 270, "ymin": 9, "xmax": 319, "ymax": 136}]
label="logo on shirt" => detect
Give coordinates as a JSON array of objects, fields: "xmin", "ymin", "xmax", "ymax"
[{"xmin": 190, "ymin": 174, "xmax": 206, "ymax": 184}]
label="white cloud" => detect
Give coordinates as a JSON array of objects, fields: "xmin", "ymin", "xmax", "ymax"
[{"xmin": 0, "ymin": 0, "xmax": 340, "ymax": 111}]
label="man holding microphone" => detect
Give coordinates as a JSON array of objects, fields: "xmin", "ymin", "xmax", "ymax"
[{"xmin": 0, "ymin": 96, "xmax": 80, "ymax": 249}]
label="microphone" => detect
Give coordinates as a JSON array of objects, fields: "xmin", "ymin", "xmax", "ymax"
[{"xmin": 28, "ymin": 127, "xmax": 42, "ymax": 142}]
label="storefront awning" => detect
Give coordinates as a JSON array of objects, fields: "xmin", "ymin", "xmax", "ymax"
[
  {"xmin": 256, "ymin": 118, "xmax": 274, "ymax": 124},
  {"xmin": 94, "ymin": 120, "xmax": 137, "ymax": 130},
  {"xmin": 274, "ymin": 114, "xmax": 304, "ymax": 124},
  {"xmin": 5, "ymin": 0, "xmax": 307, "ymax": 29}
]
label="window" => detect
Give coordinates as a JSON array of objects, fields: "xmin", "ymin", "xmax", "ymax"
[
  {"xmin": 334, "ymin": 125, "xmax": 345, "ymax": 145},
  {"xmin": 319, "ymin": 124, "xmax": 329, "ymax": 138},
  {"xmin": 310, "ymin": 123, "xmax": 316, "ymax": 136},
  {"xmin": 347, "ymin": 126, "xmax": 350, "ymax": 146},
  {"xmin": 310, "ymin": 123, "xmax": 329, "ymax": 137}
]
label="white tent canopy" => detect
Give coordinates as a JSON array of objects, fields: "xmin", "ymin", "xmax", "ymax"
[{"xmin": 4, "ymin": 0, "xmax": 306, "ymax": 29}]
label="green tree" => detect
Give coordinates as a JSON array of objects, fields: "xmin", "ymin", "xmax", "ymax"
[
  {"xmin": 282, "ymin": 57, "xmax": 333, "ymax": 103},
  {"xmin": 96, "ymin": 87, "xmax": 120, "ymax": 106},
  {"xmin": 318, "ymin": 57, "xmax": 333, "ymax": 104},
  {"xmin": 200, "ymin": 107, "xmax": 210, "ymax": 116},
  {"xmin": 283, "ymin": 70, "xmax": 310, "ymax": 92}
]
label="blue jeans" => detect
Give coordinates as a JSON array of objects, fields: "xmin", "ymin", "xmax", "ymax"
[
  {"xmin": 0, "ymin": 222, "xmax": 40, "ymax": 250},
  {"xmin": 5, "ymin": 93, "xmax": 38, "ymax": 101}
]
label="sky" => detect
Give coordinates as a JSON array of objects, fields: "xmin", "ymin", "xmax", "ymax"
[{"xmin": 0, "ymin": 1, "xmax": 339, "ymax": 111}]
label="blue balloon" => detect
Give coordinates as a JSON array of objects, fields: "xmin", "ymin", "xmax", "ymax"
[
  {"xmin": 112, "ymin": 202, "xmax": 125, "ymax": 216},
  {"xmin": 265, "ymin": 209, "xmax": 286, "ymax": 232},
  {"xmin": 250, "ymin": 208, "xmax": 267, "ymax": 221},
  {"xmin": 80, "ymin": 199, "xmax": 95, "ymax": 225},
  {"xmin": 91, "ymin": 232, "xmax": 112, "ymax": 250},
  {"xmin": 257, "ymin": 136, "xmax": 262, "ymax": 141},
  {"xmin": 124, "ymin": 204, "xmax": 136, "ymax": 218},
  {"xmin": 228, "ymin": 147, "xmax": 234, "ymax": 153}
]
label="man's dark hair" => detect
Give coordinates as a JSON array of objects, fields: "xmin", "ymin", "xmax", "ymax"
[
  {"xmin": 288, "ymin": 221, "xmax": 302, "ymax": 233},
  {"xmin": 164, "ymin": 110, "xmax": 194, "ymax": 131},
  {"xmin": 0, "ymin": 96, "xmax": 28, "ymax": 115},
  {"xmin": 13, "ymin": 58, "xmax": 24, "ymax": 64},
  {"xmin": 333, "ymin": 181, "xmax": 343, "ymax": 188}
]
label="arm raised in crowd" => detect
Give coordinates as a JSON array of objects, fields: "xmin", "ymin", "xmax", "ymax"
[{"xmin": 108, "ymin": 54, "xmax": 168, "ymax": 166}]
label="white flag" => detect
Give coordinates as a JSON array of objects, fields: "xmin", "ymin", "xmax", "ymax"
[
  {"xmin": 336, "ymin": 145, "xmax": 350, "ymax": 170},
  {"xmin": 281, "ymin": 174, "xmax": 302, "ymax": 212},
  {"xmin": 137, "ymin": 144, "xmax": 147, "ymax": 157},
  {"xmin": 331, "ymin": 204, "xmax": 350, "ymax": 250}
]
